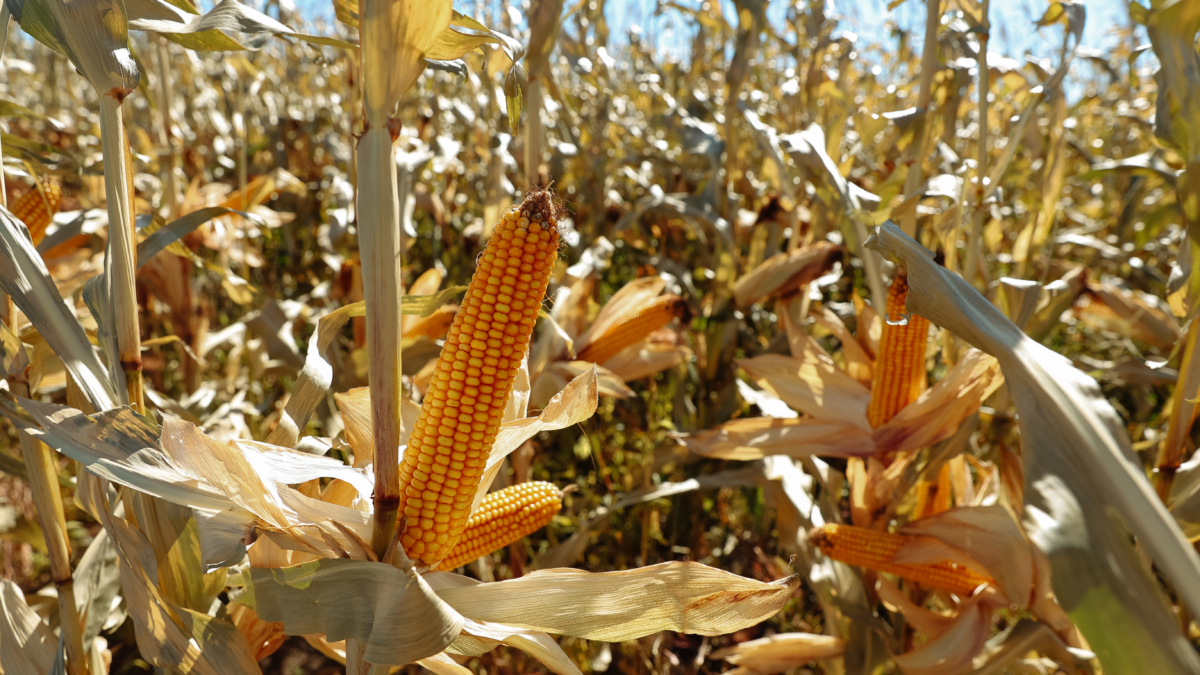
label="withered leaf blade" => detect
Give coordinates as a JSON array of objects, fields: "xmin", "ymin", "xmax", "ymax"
[
  {"xmin": 0, "ymin": 204, "xmax": 116, "ymax": 410},
  {"xmin": 246, "ymin": 558, "xmax": 464, "ymax": 666},
  {"xmin": 435, "ymin": 561, "xmax": 799, "ymax": 642},
  {"xmin": 683, "ymin": 416, "xmax": 875, "ymax": 460}
]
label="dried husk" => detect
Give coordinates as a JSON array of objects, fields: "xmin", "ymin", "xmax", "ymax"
[{"xmin": 870, "ymin": 220, "xmax": 1200, "ymax": 673}]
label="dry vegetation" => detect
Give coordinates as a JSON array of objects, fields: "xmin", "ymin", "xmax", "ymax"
[{"xmin": 1, "ymin": 0, "xmax": 1200, "ymax": 673}]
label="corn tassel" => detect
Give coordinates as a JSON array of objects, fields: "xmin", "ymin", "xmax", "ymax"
[
  {"xmin": 866, "ymin": 272, "xmax": 929, "ymax": 428},
  {"xmin": 436, "ymin": 481, "xmax": 562, "ymax": 570},
  {"xmin": 577, "ymin": 294, "xmax": 687, "ymax": 365},
  {"xmin": 810, "ymin": 523, "xmax": 992, "ymax": 596},
  {"xmin": 398, "ymin": 190, "xmax": 561, "ymax": 566},
  {"xmin": 11, "ymin": 178, "xmax": 62, "ymax": 245}
]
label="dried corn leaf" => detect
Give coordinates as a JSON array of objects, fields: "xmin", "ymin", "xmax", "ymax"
[
  {"xmin": 872, "ymin": 350, "xmax": 1003, "ymax": 456},
  {"xmin": 39, "ymin": 0, "xmax": 140, "ymax": 95},
  {"xmin": 733, "ymin": 242, "xmax": 840, "ymax": 308},
  {"xmin": 552, "ymin": 360, "xmax": 633, "ymax": 398},
  {"xmin": 739, "ymin": 353, "xmax": 871, "ymax": 431},
  {"xmin": 1074, "ymin": 282, "xmax": 1180, "ymax": 350},
  {"xmin": 711, "ymin": 632, "xmax": 844, "ymax": 674},
  {"xmin": 266, "ymin": 302, "xmax": 364, "ymax": 447},
  {"xmin": 601, "ymin": 342, "xmax": 691, "ymax": 382},
  {"xmin": 0, "ymin": 204, "xmax": 115, "ymax": 410},
  {"xmin": 870, "ymin": 220, "xmax": 1200, "ymax": 673},
  {"xmin": 811, "ymin": 306, "xmax": 873, "ymax": 384},
  {"xmin": 683, "ymin": 416, "xmax": 874, "ymax": 460},
  {"xmin": 0, "ymin": 398, "xmax": 234, "ymax": 511},
  {"xmin": 245, "ymin": 558, "xmax": 464, "ymax": 666},
  {"xmin": 0, "ymin": 578, "xmax": 56, "ymax": 674},
  {"xmin": 103, "ymin": 512, "xmax": 262, "ymax": 674},
  {"xmin": 575, "ymin": 276, "xmax": 665, "ymax": 350},
  {"xmin": 891, "ymin": 594, "xmax": 993, "ymax": 675},
  {"xmin": 901, "ymin": 506, "xmax": 1032, "ymax": 607},
  {"xmin": 334, "ymin": 386, "xmax": 422, "ymax": 468},
  {"xmin": 434, "ymin": 561, "xmax": 799, "ymax": 642},
  {"xmin": 472, "ymin": 367, "xmax": 598, "ymax": 512}
]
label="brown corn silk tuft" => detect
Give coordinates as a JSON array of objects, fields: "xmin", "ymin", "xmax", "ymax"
[
  {"xmin": 398, "ymin": 188, "xmax": 562, "ymax": 566},
  {"xmin": 810, "ymin": 523, "xmax": 992, "ymax": 596},
  {"xmin": 866, "ymin": 271, "xmax": 930, "ymax": 428},
  {"xmin": 577, "ymin": 294, "xmax": 687, "ymax": 365},
  {"xmin": 436, "ymin": 481, "xmax": 562, "ymax": 570}
]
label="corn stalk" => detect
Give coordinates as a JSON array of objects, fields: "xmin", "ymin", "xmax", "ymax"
[
  {"xmin": 962, "ymin": 0, "xmax": 992, "ymax": 286},
  {"xmin": 523, "ymin": 0, "xmax": 564, "ymax": 188},
  {"xmin": 898, "ymin": 0, "xmax": 941, "ymax": 238}
]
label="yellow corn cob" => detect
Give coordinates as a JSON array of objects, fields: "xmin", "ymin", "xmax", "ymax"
[
  {"xmin": 398, "ymin": 190, "xmax": 561, "ymax": 565},
  {"xmin": 404, "ymin": 304, "xmax": 459, "ymax": 340},
  {"xmin": 577, "ymin": 294, "xmax": 687, "ymax": 365},
  {"xmin": 809, "ymin": 523, "xmax": 992, "ymax": 596},
  {"xmin": 436, "ymin": 481, "xmax": 562, "ymax": 570},
  {"xmin": 12, "ymin": 178, "xmax": 62, "ymax": 245},
  {"xmin": 866, "ymin": 272, "xmax": 929, "ymax": 428}
]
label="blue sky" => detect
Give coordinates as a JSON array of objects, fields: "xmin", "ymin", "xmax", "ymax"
[{"xmin": 600, "ymin": 0, "xmax": 1135, "ymax": 63}]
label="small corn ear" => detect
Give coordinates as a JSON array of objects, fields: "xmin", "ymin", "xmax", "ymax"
[
  {"xmin": 11, "ymin": 178, "xmax": 63, "ymax": 245},
  {"xmin": 810, "ymin": 523, "xmax": 992, "ymax": 596},
  {"xmin": 436, "ymin": 481, "xmax": 562, "ymax": 571},
  {"xmin": 866, "ymin": 272, "xmax": 930, "ymax": 428},
  {"xmin": 577, "ymin": 294, "xmax": 687, "ymax": 365}
]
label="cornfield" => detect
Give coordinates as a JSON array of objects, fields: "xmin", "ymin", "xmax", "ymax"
[{"xmin": 0, "ymin": 0, "xmax": 1198, "ymax": 673}]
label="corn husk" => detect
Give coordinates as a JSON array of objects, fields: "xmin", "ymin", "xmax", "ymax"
[{"xmin": 870, "ymin": 219, "xmax": 1200, "ymax": 673}]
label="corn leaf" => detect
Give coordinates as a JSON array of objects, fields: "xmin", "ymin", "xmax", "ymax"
[
  {"xmin": 0, "ymin": 578, "xmax": 56, "ymax": 673},
  {"xmin": 431, "ymin": 561, "xmax": 799, "ymax": 641},
  {"xmin": 0, "ymin": 204, "xmax": 116, "ymax": 410},
  {"xmin": 245, "ymin": 558, "xmax": 464, "ymax": 666}
]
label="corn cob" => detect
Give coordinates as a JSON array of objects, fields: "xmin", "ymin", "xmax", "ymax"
[
  {"xmin": 866, "ymin": 272, "xmax": 929, "ymax": 428},
  {"xmin": 403, "ymin": 304, "xmax": 458, "ymax": 340},
  {"xmin": 398, "ymin": 190, "xmax": 561, "ymax": 565},
  {"xmin": 809, "ymin": 523, "xmax": 992, "ymax": 596},
  {"xmin": 436, "ymin": 481, "xmax": 562, "ymax": 570},
  {"xmin": 11, "ymin": 178, "xmax": 62, "ymax": 245},
  {"xmin": 577, "ymin": 294, "xmax": 687, "ymax": 365}
]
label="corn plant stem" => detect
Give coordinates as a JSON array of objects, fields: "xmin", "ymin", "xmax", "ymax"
[
  {"xmin": 358, "ymin": 126, "xmax": 405, "ymax": 556},
  {"xmin": 11, "ymin": 377, "xmax": 87, "ymax": 674},
  {"xmin": 524, "ymin": 75, "xmax": 545, "ymax": 187},
  {"xmin": 961, "ymin": 0, "xmax": 991, "ymax": 287},
  {"xmin": 99, "ymin": 95, "xmax": 144, "ymax": 412},
  {"xmin": 153, "ymin": 37, "xmax": 178, "ymax": 220},
  {"xmin": 1156, "ymin": 319, "xmax": 1199, "ymax": 501},
  {"xmin": 899, "ymin": 0, "xmax": 941, "ymax": 238},
  {"xmin": 0, "ymin": 7, "xmax": 9, "ymax": 325}
]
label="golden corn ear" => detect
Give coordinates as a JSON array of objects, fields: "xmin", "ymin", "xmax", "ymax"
[
  {"xmin": 12, "ymin": 178, "xmax": 62, "ymax": 245},
  {"xmin": 399, "ymin": 190, "xmax": 561, "ymax": 566},
  {"xmin": 577, "ymin": 294, "xmax": 687, "ymax": 365},
  {"xmin": 436, "ymin": 481, "xmax": 562, "ymax": 570},
  {"xmin": 866, "ymin": 272, "xmax": 929, "ymax": 428},
  {"xmin": 809, "ymin": 523, "xmax": 992, "ymax": 597}
]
